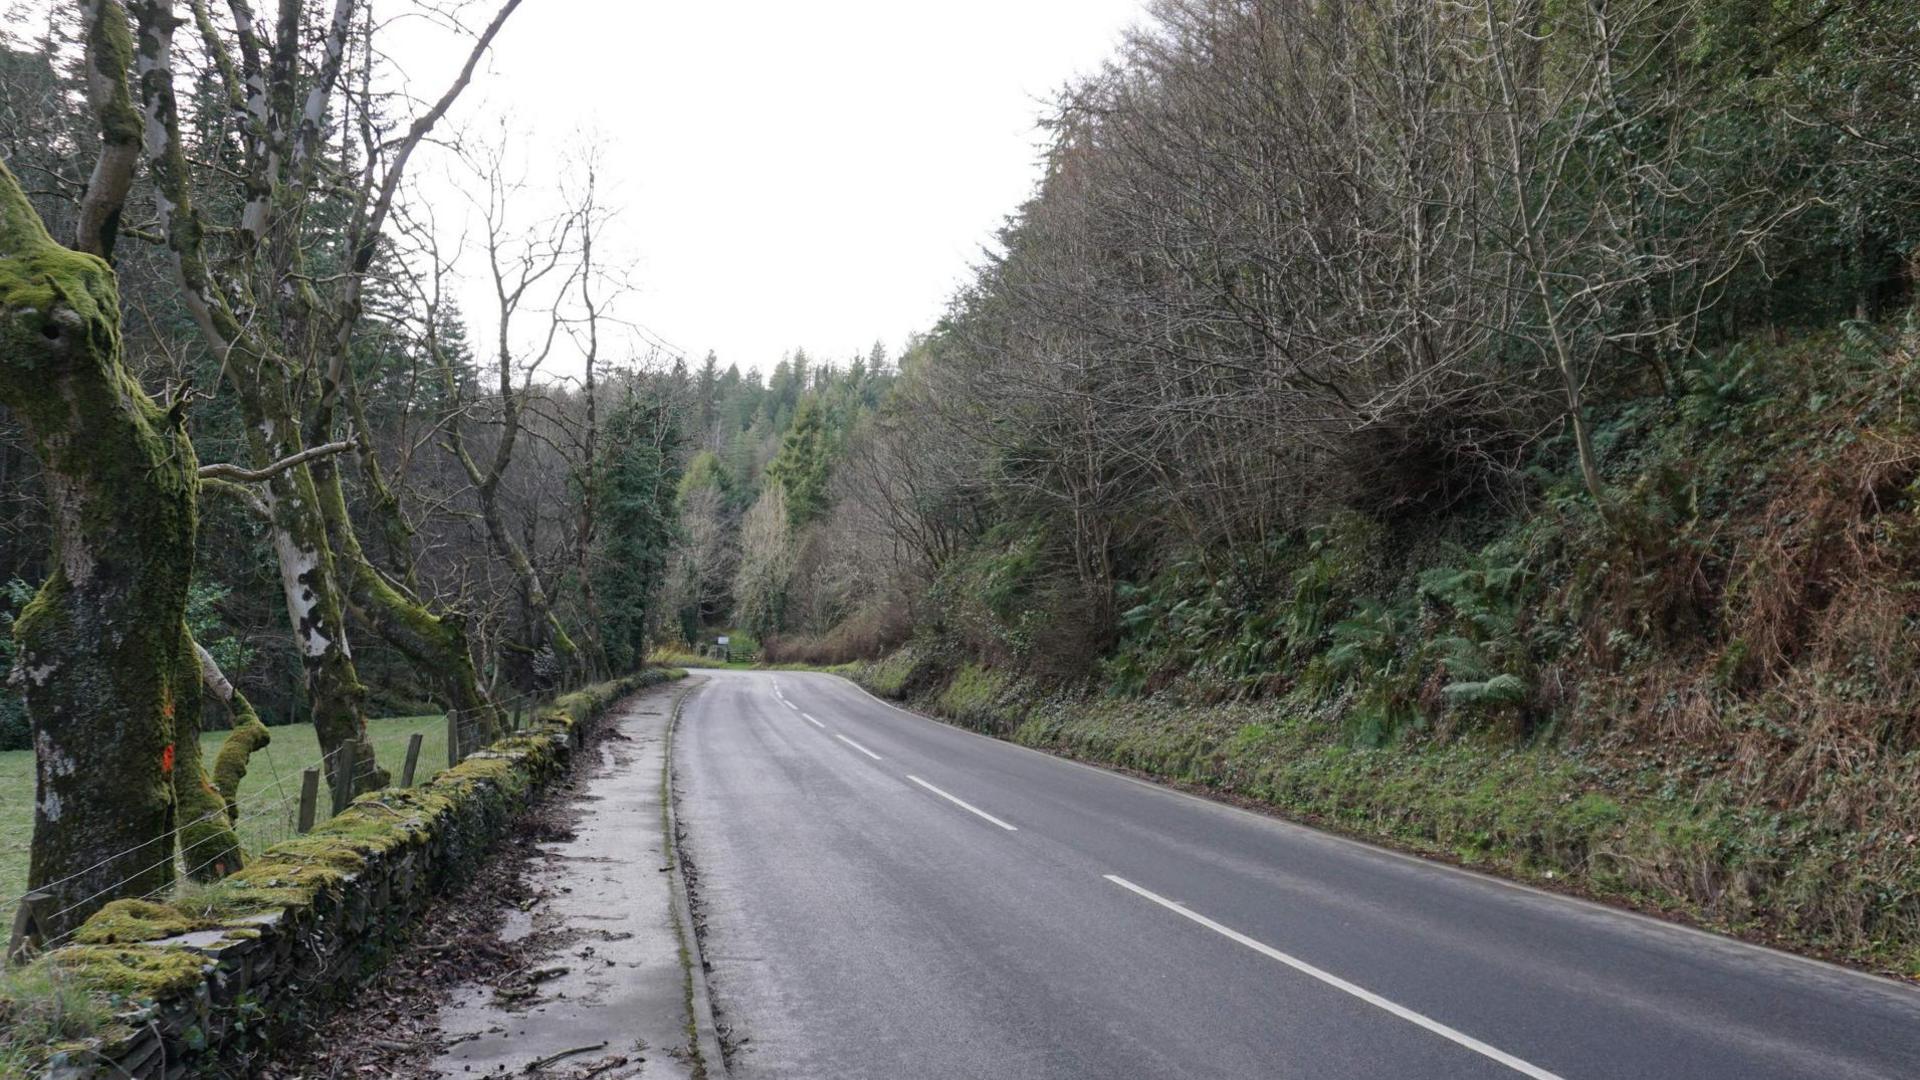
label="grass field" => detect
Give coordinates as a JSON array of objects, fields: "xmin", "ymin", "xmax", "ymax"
[{"xmin": 0, "ymin": 714, "xmax": 449, "ymax": 922}]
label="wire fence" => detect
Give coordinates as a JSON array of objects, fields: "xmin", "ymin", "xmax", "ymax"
[{"xmin": 3, "ymin": 689, "xmax": 556, "ymax": 959}]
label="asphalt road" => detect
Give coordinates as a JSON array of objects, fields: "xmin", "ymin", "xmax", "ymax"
[{"xmin": 674, "ymin": 669, "xmax": 1920, "ymax": 1080}]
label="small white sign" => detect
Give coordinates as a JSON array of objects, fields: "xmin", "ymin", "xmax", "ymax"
[{"xmin": 717, "ymin": 636, "xmax": 730, "ymax": 645}]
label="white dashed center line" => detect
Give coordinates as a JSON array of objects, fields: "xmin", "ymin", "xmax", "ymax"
[
  {"xmin": 835, "ymin": 733, "xmax": 882, "ymax": 760},
  {"xmin": 1104, "ymin": 875, "xmax": 1564, "ymax": 1080},
  {"xmin": 907, "ymin": 775, "xmax": 1018, "ymax": 831}
]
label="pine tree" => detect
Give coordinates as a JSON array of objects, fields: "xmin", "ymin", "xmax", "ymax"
[
  {"xmin": 593, "ymin": 388, "xmax": 683, "ymax": 672},
  {"xmin": 765, "ymin": 396, "xmax": 833, "ymax": 526},
  {"xmin": 696, "ymin": 351, "xmax": 720, "ymax": 443}
]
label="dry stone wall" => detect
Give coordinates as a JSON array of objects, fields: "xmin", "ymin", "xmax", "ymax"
[{"xmin": 21, "ymin": 670, "xmax": 679, "ymax": 1079}]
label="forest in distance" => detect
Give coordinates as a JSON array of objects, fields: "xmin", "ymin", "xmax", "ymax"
[{"xmin": 3, "ymin": 0, "xmax": 1920, "ymax": 1055}]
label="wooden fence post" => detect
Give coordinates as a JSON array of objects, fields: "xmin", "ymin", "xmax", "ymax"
[
  {"xmin": 401, "ymin": 732, "xmax": 424, "ymax": 787},
  {"xmin": 297, "ymin": 768, "xmax": 320, "ymax": 833},
  {"xmin": 446, "ymin": 711, "xmax": 460, "ymax": 767},
  {"xmin": 331, "ymin": 742, "xmax": 357, "ymax": 815},
  {"xmin": 7, "ymin": 890, "xmax": 49, "ymax": 964}
]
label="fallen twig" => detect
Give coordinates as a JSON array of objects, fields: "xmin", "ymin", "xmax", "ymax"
[{"xmin": 525, "ymin": 1042, "xmax": 607, "ymax": 1073}]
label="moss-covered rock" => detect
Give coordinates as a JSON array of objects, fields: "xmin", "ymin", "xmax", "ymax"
[
  {"xmin": 70, "ymin": 900, "xmax": 213, "ymax": 945},
  {"xmin": 51, "ymin": 946, "xmax": 208, "ymax": 1001}
]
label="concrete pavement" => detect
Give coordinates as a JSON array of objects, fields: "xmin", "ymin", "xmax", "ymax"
[{"xmin": 430, "ymin": 679, "xmax": 715, "ymax": 1079}]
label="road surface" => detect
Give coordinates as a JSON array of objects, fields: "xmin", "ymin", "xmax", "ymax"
[{"xmin": 674, "ymin": 668, "xmax": 1920, "ymax": 1079}]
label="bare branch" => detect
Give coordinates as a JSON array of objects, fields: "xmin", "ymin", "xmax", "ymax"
[{"xmin": 197, "ymin": 439, "xmax": 357, "ymax": 483}]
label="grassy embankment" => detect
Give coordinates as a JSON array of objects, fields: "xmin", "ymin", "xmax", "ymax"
[{"xmin": 860, "ymin": 653, "xmax": 1920, "ymax": 978}]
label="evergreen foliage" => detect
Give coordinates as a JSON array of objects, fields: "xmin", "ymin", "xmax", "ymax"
[{"xmin": 593, "ymin": 389, "xmax": 682, "ymax": 672}]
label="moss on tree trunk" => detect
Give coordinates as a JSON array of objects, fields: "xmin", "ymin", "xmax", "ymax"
[
  {"xmin": 239, "ymin": 385, "xmax": 385, "ymax": 792},
  {"xmin": 128, "ymin": 0, "xmax": 381, "ymax": 794},
  {"xmin": 199, "ymin": 640, "xmax": 272, "ymax": 821},
  {"xmin": 171, "ymin": 628, "xmax": 243, "ymax": 882},
  {"xmin": 0, "ymin": 159, "xmax": 195, "ymax": 937},
  {"xmin": 313, "ymin": 457, "xmax": 501, "ymax": 748}
]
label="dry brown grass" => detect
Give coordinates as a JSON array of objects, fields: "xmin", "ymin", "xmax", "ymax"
[
  {"xmin": 762, "ymin": 600, "xmax": 914, "ymax": 666},
  {"xmin": 1570, "ymin": 422, "xmax": 1920, "ymax": 836}
]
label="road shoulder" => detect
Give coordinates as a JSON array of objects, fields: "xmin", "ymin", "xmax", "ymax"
[
  {"xmin": 255, "ymin": 677, "xmax": 721, "ymax": 1078},
  {"xmin": 427, "ymin": 676, "xmax": 716, "ymax": 1078}
]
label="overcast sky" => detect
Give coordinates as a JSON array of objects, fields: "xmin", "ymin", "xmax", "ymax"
[{"xmin": 413, "ymin": 0, "xmax": 1149, "ymax": 378}]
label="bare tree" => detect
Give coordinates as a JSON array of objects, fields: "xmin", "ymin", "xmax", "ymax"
[
  {"xmin": 132, "ymin": 0, "xmax": 522, "ymax": 783},
  {"xmin": 429, "ymin": 137, "xmax": 591, "ymax": 690}
]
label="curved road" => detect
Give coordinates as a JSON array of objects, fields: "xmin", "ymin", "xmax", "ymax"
[{"xmin": 674, "ymin": 668, "xmax": 1920, "ymax": 1079}]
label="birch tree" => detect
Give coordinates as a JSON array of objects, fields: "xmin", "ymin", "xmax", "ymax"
[{"xmin": 130, "ymin": 0, "xmax": 522, "ymax": 783}]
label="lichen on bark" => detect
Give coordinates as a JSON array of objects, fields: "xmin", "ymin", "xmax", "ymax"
[{"xmin": 0, "ymin": 158, "xmax": 194, "ymax": 937}]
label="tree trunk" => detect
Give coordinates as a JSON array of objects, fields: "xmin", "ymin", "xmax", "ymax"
[
  {"xmin": 312, "ymin": 457, "xmax": 501, "ymax": 746},
  {"xmin": 197, "ymin": 639, "xmax": 272, "ymax": 822},
  {"xmin": 172, "ymin": 628, "xmax": 244, "ymax": 882},
  {"xmin": 0, "ymin": 159, "xmax": 194, "ymax": 937},
  {"xmin": 250, "ymin": 413, "xmax": 385, "ymax": 792},
  {"xmin": 478, "ymin": 479, "xmax": 578, "ymax": 686},
  {"xmin": 131, "ymin": 0, "xmax": 383, "ymax": 792},
  {"xmin": 231, "ymin": 366, "xmax": 383, "ymax": 791},
  {"xmin": 308, "ymin": 287, "xmax": 500, "ymax": 738}
]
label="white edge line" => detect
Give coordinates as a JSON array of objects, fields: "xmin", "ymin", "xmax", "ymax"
[
  {"xmin": 1104, "ymin": 875, "xmax": 1564, "ymax": 1080},
  {"xmin": 907, "ymin": 775, "xmax": 1018, "ymax": 832},
  {"xmin": 834, "ymin": 733, "xmax": 882, "ymax": 760},
  {"xmin": 820, "ymin": 672, "xmax": 1918, "ymax": 996},
  {"xmin": 801, "ymin": 712, "xmax": 826, "ymax": 729}
]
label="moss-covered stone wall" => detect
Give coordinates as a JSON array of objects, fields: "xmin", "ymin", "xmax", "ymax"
[{"xmin": 8, "ymin": 669, "xmax": 680, "ymax": 1079}]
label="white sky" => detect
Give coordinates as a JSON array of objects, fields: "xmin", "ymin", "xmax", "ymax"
[{"xmin": 412, "ymin": 0, "xmax": 1149, "ymax": 378}]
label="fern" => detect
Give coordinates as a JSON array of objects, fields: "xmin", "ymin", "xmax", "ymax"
[
  {"xmin": 1676, "ymin": 345, "xmax": 1778, "ymax": 434},
  {"xmin": 1441, "ymin": 673, "xmax": 1529, "ymax": 708},
  {"xmin": 1419, "ymin": 544, "xmax": 1540, "ymax": 722}
]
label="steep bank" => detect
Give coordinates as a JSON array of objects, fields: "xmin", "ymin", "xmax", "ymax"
[
  {"xmin": 681, "ymin": 2, "xmax": 1920, "ymax": 985},
  {"xmin": 840, "ymin": 330, "xmax": 1920, "ymax": 978}
]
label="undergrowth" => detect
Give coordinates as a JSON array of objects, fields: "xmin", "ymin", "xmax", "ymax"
[{"xmin": 854, "ymin": 323, "xmax": 1920, "ymax": 975}]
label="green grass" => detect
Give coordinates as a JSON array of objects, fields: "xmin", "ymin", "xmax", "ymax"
[{"xmin": 0, "ymin": 714, "xmax": 451, "ymax": 920}]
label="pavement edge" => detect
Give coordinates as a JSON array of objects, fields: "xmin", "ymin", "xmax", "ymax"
[{"xmin": 662, "ymin": 676, "xmax": 730, "ymax": 1078}]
